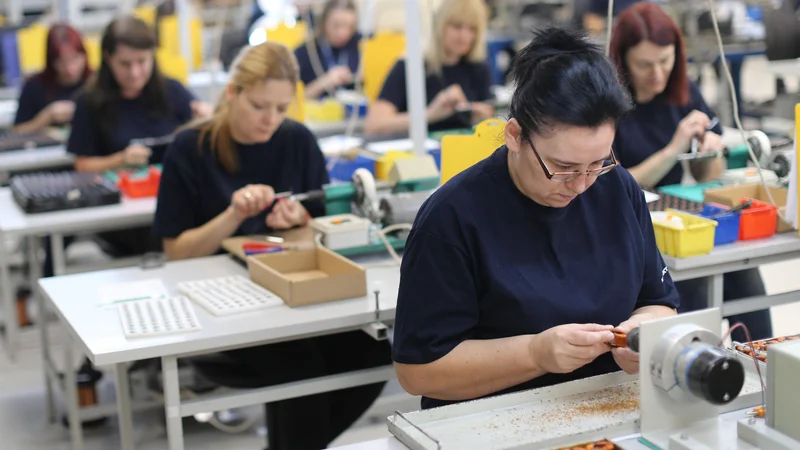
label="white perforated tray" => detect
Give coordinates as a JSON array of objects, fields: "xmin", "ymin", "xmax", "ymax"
[
  {"xmin": 118, "ymin": 296, "xmax": 201, "ymax": 339},
  {"xmin": 177, "ymin": 275, "xmax": 283, "ymax": 316}
]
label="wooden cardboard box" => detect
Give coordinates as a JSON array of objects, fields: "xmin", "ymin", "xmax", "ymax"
[
  {"xmin": 247, "ymin": 246, "xmax": 367, "ymax": 307},
  {"xmin": 704, "ymin": 184, "xmax": 795, "ymax": 233}
]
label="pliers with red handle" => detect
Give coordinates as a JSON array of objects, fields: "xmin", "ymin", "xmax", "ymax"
[{"xmin": 242, "ymin": 241, "xmax": 284, "ymax": 256}]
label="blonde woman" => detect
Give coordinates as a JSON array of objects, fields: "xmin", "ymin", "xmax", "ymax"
[
  {"xmin": 153, "ymin": 42, "xmax": 391, "ymax": 450},
  {"xmin": 364, "ymin": 0, "xmax": 494, "ymax": 135}
]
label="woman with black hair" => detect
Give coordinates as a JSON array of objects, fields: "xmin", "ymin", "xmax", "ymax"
[
  {"xmin": 391, "ymin": 27, "xmax": 680, "ymax": 409},
  {"xmin": 67, "ymin": 15, "xmax": 210, "ymax": 173}
]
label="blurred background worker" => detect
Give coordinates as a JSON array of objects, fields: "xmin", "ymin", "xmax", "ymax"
[
  {"xmin": 14, "ymin": 23, "xmax": 91, "ymax": 133},
  {"xmin": 294, "ymin": 0, "xmax": 362, "ymax": 99}
]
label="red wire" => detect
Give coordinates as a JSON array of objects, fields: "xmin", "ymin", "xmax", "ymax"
[{"xmin": 718, "ymin": 322, "xmax": 765, "ymax": 406}]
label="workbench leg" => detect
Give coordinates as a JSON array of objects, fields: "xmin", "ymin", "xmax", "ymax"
[
  {"xmin": 162, "ymin": 356, "xmax": 184, "ymax": 450},
  {"xmin": 115, "ymin": 363, "xmax": 136, "ymax": 450},
  {"xmin": 63, "ymin": 344, "xmax": 84, "ymax": 450},
  {"xmin": 50, "ymin": 234, "xmax": 66, "ymax": 277},
  {"xmin": 707, "ymin": 274, "xmax": 725, "ymax": 310},
  {"xmin": 31, "ymin": 236, "xmax": 55, "ymax": 423},
  {"xmin": 0, "ymin": 233, "xmax": 18, "ymax": 362}
]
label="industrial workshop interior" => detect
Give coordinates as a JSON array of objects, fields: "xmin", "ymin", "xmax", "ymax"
[{"xmin": 3, "ymin": 0, "xmax": 800, "ymax": 448}]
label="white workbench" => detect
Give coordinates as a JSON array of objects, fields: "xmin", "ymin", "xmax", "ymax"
[
  {"xmin": 662, "ymin": 232, "xmax": 800, "ymax": 316},
  {"xmin": 38, "ymin": 254, "xmax": 400, "ymax": 450},
  {"xmin": 0, "ymin": 145, "xmax": 73, "ymax": 175},
  {"xmin": 0, "ymin": 187, "xmax": 156, "ymax": 361}
]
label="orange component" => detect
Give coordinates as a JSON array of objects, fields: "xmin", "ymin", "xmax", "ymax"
[
  {"xmin": 612, "ymin": 332, "xmax": 627, "ymax": 348},
  {"xmin": 750, "ymin": 406, "xmax": 766, "ymax": 418}
]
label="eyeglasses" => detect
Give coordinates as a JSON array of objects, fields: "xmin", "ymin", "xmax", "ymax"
[{"xmin": 527, "ymin": 138, "xmax": 618, "ymax": 183}]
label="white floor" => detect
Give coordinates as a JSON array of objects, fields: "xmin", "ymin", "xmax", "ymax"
[{"xmin": 2, "ymin": 55, "xmax": 800, "ymax": 449}]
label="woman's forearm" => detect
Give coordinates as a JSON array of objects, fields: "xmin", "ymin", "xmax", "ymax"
[
  {"xmin": 364, "ymin": 112, "xmax": 411, "ymax": 136},
  {"xmin": 395, "ymin": 335, "xmax": 545, "ymax": 401},
  {"xmin": 304, "ymin": 77, "xmax": 331, "ymax": 99},
  {"xmin": 626, "ymin": 144, "xmax": 679, "ymax": 189},
  {"xmin": 74, "ymin": 153, "xmax": 126, "ymax": 173},
  {"xmin": 13, "ymin": 111, "xmax": 50, "ymax": 133},
  {"xmin": 690, "ymin": 157, "xmax": 724, "ymax": 183},
  {"xmin": 164, "ymin": 207, "xmax": 243, "ymax": 260}
]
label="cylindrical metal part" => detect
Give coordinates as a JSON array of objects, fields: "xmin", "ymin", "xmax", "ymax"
[{"xmin": 674, "ymin": 342, "xmax": 745, "ymax": 405}]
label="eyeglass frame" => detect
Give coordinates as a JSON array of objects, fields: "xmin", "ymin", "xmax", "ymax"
[{"xmin": 525, "ymin": 137, "xmax": 619, "ymax": 183}]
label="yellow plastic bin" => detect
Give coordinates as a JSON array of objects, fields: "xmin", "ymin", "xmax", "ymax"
[{"xmin": 651, "ymin": 209, "xmax": 718, "ymax": 258}]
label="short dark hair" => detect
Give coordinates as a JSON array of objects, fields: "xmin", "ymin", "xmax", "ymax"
[
  {"xmin": 609, "ymin": 2, "xmax": 689, "ymax": 105},
  {"xmin": 508, "ymin": 27, "xmax": 633, "ymax": 140}
]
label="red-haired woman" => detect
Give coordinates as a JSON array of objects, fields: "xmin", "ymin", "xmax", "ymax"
[
  {"xmin": 13, "ymin": 23, "xmax": 91, "ymax": 133},
  {"xmin": 608, "ymin": 2, "xmax": 773, "ymax": 343}
]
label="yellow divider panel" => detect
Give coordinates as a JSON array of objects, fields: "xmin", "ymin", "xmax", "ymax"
[
  {"xmin": 156, "ymin": 48, "xmax": 188, "ymax": 85},
  {"xmin": 83, "ymin": 35, "xmax": 101, "ymax": 70},
  {"xmin": 17, "ymin": 23, "xmax": 48, "ymax": 74},
  {"xmin": 134, "ymin": 5, "xmax": 157, "ymax": 26},
  {"xmin": 265, "ymin": 21, "xmax": 307, "ymax": 51},
  {"xmin": 158, "ymin": 15, "xmax": 203, "ymax": 69},
  {"xmin": 287, "ymin": 82, "xmax": 305, "ymax": 123},
  {"xmin": 362, "ymin": 32, "xmax": 405, "ymax": 104},
  {"xmin": 440, "ymin": 119, "xmax": 506, "ymax": 184}
]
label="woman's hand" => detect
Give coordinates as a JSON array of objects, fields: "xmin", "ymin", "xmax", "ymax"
[
  {"xmin": 426, "ymin": 85, "xmax": 468, "ymax": 123},
  {"xmin": 122, "ymin": 144, "xmax": 152, "ymax": 166},
  {"xmin": 230, "ymin": 184, "xmax": 276, "ymax": 220},
  {"xmin": 323, "ymin": 66, "xmax": 354, "ymax": 90},
  {"xmin": 45, "ymin": 100, "xmax": 76, "ymax": 124},
  {"xmin": 191, "ymin": 101, "xmax": 214, "ymax": 119},
  {"xmin": 266, "ymin": 199, "xmax": 309, "ymax": 230},
  {"xmin": 669, "ymin": 110, "xmax": 711, "ymax": 155},
  {"xmin": 699, "ymin": 130, "xmax": 723, "ymax": 153},
  {"xmin": 611, "ymin": 313, "xmax": 656, "ymax": 374},
  {"xmin": 470, "ymin": 102, "xmax": 495, "ymax": 122},
  {"xmin": 531, "ymin": 323, "xmax": 615, "ymax": 374}
]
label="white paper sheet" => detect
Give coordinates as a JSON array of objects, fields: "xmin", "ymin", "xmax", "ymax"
[
  {"xmin": 643, "ymin": 190, "xmax": 660, "ymax": 204},
  {"xmin": 317, "ymin": 135, "xmax": 364, "ymax": 157},
  {"xmin": 365, "ymin": 138, "xmax": 441, "ymax": 154},
  {"xmin": 97, "ymin": 279, "xmax": 170, "ymax": 307}
]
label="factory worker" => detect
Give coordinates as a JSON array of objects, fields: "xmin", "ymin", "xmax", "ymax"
[
  {"xmin": 608, "ymin": 2, "xmax": 772, "ymax": 342},
  {"xmin": 392, "ymin": 27, "xmax": 679, "ymax": 410},
  {"xmin": 294, "ymin": 0, "xmax": 361, "ymax": 99},
  {"xmin": 14, "ymin": 23, "xmax": 91, "ymax": 133},
  {"xmin": 582, "ymin": 0, "xmax": 646, "ymax": 33},
  {"xmin": 153, "ymin": 41, "xmax": 391, "ymax": 450},
  {"xmin": 68, "ymin": 16, "xmax": 210, "ymax": 173},
  {"xmin": 364, "ymin": 0, "xmax": 495, "ymax": 135}
]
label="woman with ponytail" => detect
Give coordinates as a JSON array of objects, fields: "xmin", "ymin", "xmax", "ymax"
[
  {"xmin": 153, "ymin": 41, "xmax": 391, "ymax": 450},
  {"xmin": 154, "ymin": 42, "xmax": 328, "ymax": 260},
  {"xmin": 392, "ymin": 27, "xmax": 679, "ymax": 409}
]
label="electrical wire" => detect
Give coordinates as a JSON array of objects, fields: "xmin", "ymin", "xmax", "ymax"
[
  {"xmin": 706, "ymin": 0, "xmax": 791, "ymax": 225},
  {"xmin": 375, "ymin": 223, "xmax": 413, "ymax": 264},
  {"xmin": 605, "ymin": 0, "xmax": 615, "ymax": 55},
  {"xmin": 717, "ymin": 321, "xmax": 766, "ymax": 408}
]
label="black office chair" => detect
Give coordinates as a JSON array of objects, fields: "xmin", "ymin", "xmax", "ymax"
[{"xmin": 188, "ymin": 353, "xmax": 265, "ymax": 389}]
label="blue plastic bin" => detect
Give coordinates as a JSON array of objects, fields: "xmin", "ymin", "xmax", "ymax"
[
  {"xmin": 697, "ymin": 203, "xmax": 740, "ymax": 246},
  {"xmin": 326, "ymin": 155, "xmax": 375, "ymax": 182},
  {"xmin": 428, "ymin": 149, "xmax": 441, "ymax": 170},
  {"xmin": 344, "ymin": 102, "xmax": 368, "ymax": 118}
]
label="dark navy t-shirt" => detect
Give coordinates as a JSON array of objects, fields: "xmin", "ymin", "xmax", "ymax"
[
  {"xmin": 378, "ymin": 59, "xmax": 493, "ymax": 131},
  {"xmin": 14, "ymin": 73, "xmax": 84, "ymax": 125},
  {"xmin": 294, "ymin": 35, "xmax": 361, "ymax": 96},
  {"xmin": 67, "ymin": 78, "xmax": 195, "ymax": 164},
  {"xmin": 393, "ymin": 146, "xmax": 679, "ymax": 410},
  {"xmin": 153, "ymin": 119, "xmax": 329, "ymax": 240},
  {"xmin": 613, "ymin": 81, "xmax": 723, "ymax": 188}
]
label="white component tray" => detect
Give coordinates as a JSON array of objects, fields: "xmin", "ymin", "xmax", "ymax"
[{"xmin": 388, "ymin": 371, "xmax": 765, "ymax": 450}]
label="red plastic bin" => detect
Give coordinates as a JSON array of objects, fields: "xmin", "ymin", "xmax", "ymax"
[
  {"xmin": 118, "ymin": 167, "xmax": 161, "ymax": 198},
  {"xmin": 739, "ymin": 198, "xmax": 777, "ymax": 241}
]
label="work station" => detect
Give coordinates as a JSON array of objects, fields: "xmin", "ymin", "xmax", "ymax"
[{"xmin": 1, "ymin": 0, "xmax": 800, "ymax": 449}]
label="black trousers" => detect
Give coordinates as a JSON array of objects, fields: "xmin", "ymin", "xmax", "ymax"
[
  {"xmin": 676, "ymin": 268, "xmax": 773, "ymax": 342},
  {"xmin": 223, "ymin": 330, "xmax": 392, "ymax": 450}
]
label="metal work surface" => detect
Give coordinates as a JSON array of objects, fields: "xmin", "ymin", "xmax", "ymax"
[
  {"xmin": 0, "ymin": 145, "xmax": 73, "ymax": 174},
  {"xmin": 387, "ymin": 370, "xmax": 763, "ymax": 450},
  {"xmin": 662, "ymin": 233, "xmax": 800, "ymax": 274}
]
